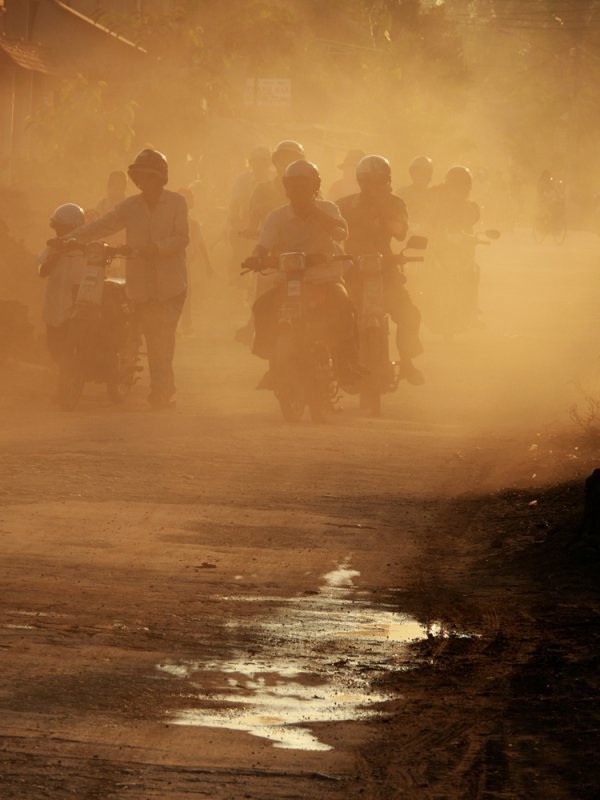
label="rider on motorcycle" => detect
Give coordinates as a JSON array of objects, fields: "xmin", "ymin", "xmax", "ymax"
[
  {"xmin": 337, "ymin": 155, "xmax": 424, "ymax": 385},
  {"xmin": 430, "ymin": 165, "xmax": 480, "ymax": 235},
  {"xmin": 39, "ymin": 203, "xmax": 86, "ymax": 375},
  {"xmin": 398, "ymin": 155, "xmax": 434, "ymax": 228},
  {"xmin": 246, "ymin": 140, "xmax": 306, "ymax": 236},
  {"xmin": 428, "ymin": 166, "xmax": 482, "ymax": 325},
  {"xmin": 235, "ymin": 141, "xmax": 306, "ymax": 345},
  {"xmin": 246, "ymin": 160, "xmax": 360, "ymax": 386}
]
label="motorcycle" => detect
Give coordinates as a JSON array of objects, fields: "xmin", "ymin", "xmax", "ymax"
[
  {"xmin": 421, "ymin": 228, "xmax": 500, "ymax": 340},
  {"xmin": 242, "ymin": 252, "xmax": 348, "ymax": 423},
  {"xmin": 346, "ymin": 235, "xmax": 428, "ymax": 417},
  {"xmin": 49, "ymin": 241, "xmax": 143, "ymax": 411}
]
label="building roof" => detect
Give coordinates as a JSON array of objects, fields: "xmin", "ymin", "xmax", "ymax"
[
  {"xmin": 0, "ymin": 34, "xmax": 58, "ymax": 74},
  {"xmin": 50, "ymin": 0, "xmax": 147, "ymax": 57}
]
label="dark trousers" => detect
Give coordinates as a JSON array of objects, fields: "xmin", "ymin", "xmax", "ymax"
[
  {"xmin": 137, "ymin": 293, "xmax": 186, "ymax": 400},
  {"xmin": 383, "ymin": 268, "xmax": 423, "ymax": 360}
]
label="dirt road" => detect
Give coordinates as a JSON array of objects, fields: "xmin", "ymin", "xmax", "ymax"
[{"xmin": 1, "ymin": 231, "xmax": 599, "ymax": 798}]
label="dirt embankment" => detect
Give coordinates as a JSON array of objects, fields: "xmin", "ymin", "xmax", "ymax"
[{"xmin": 357, "ymin": 479, "xmax": 599, "ymax": 799}]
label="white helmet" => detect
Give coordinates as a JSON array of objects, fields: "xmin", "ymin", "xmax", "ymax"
[
  {"xmin": 50, "ymin": 203, "xmax": 85, "ymax": 230},
  {"xmin": 356, "ymin": 154, "xmax": 392, "ymax": 186}
]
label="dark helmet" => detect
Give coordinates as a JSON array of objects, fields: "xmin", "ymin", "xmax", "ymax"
[
  {"xmin": 273, "ymin": 140, "xmax": 305, "ymax": 163},
  {"xmin": 128, "ymin": 148, "xmax": 168, "ymax": 186},
  {"xmin": 50, "ymin": 203, "xmax": 85, "ymax": 230},
  {"xmin": 409, "ymin": 155, "xmax": 433, "ymax": 182},
  {"xmin": 356, "ymin": 155, "xmax": 392, "ymax": 187},
  {"xmin": 445, "ymin": 165, "xmax": 473, "ymax": 194},
  {"xmin": 283, "ymin": 159, "xmax": 321, "ymax": 190}
]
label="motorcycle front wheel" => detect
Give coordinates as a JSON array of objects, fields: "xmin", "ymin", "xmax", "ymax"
[
  {"xmin": 359, "ymin": 327, "xmax": 384, "ymax": 417},
  {"xmin": 272, "ymin": 330, "xmax": 306, "ymax": 423},
  {"xmin": 106, "ymin": 325, "xmax": 141, "ymax": 404}
]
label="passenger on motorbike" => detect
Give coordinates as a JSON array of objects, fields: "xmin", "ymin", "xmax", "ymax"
[
  {"xmin": 430, "ymin": 165, "xmax": 480, "ymax": 235},
  {"xmin": 228, "ymin": 145, "xmax": 273, "ymax": 278},
  {"xmin": 337, "ymin": 155, "xmax": 424, "ymax": 386},
  {"xmin": 235, "ymin": 141, "xmax": 306, "ymax": 345},
  {"xmin": 328, "ymin": 149, "xmax": 365, "ymax": 203},
  {"xmin": 428, "ymin": 165, "xmax": 482, "ymax": 325},
  {"xmin": 245, "ymin": 160, "xmax": 360, "ymax": 387},
  {"xmin": 398, "ymin": 155, "xmax": 434, "ymax": 229},
  {"xmin": 64, "ymin": 148, "xmax": 189, "ymax": 410},
  {"xmin": 39, "ymin": 203, "xmax": 86, "ymax": 381},
  {"xmin": 246, "ymin": 140, "xmax": 306, "ymax": 236}
]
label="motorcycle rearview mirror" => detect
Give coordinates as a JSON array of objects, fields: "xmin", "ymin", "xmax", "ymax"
[
  {"xmin": 406, "ymin": 235, "xmax": 428, "ymax": 250},
  {"xmin": 484, "ymin": 229, "xmax": 501, "ymax": 240}
]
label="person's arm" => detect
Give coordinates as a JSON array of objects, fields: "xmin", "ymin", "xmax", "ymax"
[
  {"xmin": 38, "ymin": 247, "xmax": 60, "ymax": 278},
  {"xmin": 154, "ymin": 194, "xmax": 190, "ymax": 256},
  {"xmin": 71, "ymin": 201, "xmax": 127, "ymax": 244},
  {"xmin": 312, "ymin": 201, "xmax": 348, "ymax": 242}
]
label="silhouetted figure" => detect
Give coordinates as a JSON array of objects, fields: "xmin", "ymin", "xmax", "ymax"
[
  {"xmin": 328, "ymin": 149, "xmax": 365, "ymax": 203},
  {"xmin": 338, "ymin": 155, "xmax": 424, "ymax": 385},
  {"xmin": 38, "ymin": 204, "xmax": 86, "ymax": 380},
  {"xmin": 228, "ymin": 146, "xmax": 273, "ymax": 282},
  {"xmin": 398, "ymin": 155, "xmax": 434, "ymax": 229},
  {"xmin": 96, "ymin": 170, "xmax": 128, "ymax": 216},
  {"xmin": 71, "ymin": 149, "xmax": 189, "ymax": 410},
  {"xmin": 235, "ymin": 141, "xmax": 307, "ymax": 344},
  {"xmin": 247, "ymin": 160, "xmax": 360, "ymax": 387}
]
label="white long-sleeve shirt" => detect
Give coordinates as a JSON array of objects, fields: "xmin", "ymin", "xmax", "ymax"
[{"xmin": 73, "ymin": 189, "xmax": 189, "ymax": 302}]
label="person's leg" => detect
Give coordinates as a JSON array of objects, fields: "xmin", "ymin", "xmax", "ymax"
[
  {"xmin": 147, "ymin": 293, "xmax": 186, "ymax": 405},
  {"xmin": 384, "ymin": 268, "xmax": 424, "ymax": 385},
  {"xmin": 137, "ymin": 301, "xmax": 165, "ymax": 404}
]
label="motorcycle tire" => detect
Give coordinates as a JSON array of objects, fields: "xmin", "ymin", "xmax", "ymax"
[
  {"xmin": 360, "ymin": 327, "xmax": 383, "ymax": 417},
  {"xmin": 58, "ymin": 365, "xmax": 85, "ymax": 411},
  {"xmin": 273, "ymin": 331, "xmax": 305, "ymax": 423},
  {"xmin": 106, "ymin": 323, "xmax": 141, "ymax": 404}
]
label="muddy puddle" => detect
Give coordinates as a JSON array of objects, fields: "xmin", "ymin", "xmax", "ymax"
[{"xmin": 156, "ymin": 561, "xmax": 451, "ymax": 752}]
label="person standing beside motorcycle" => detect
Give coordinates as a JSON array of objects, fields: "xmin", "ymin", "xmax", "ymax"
[
  {"xmin": 338, "ymin": 155, "xmax": 424, "ymax": 386},
  {"xmin": 38, "ymin": 203, "xmax": 86, "ymax": 385},
  {"xmin": 68, "ymin": 148, "xmax": 189, "ymax": 410},
  {"xmin": 246, "ymin": 160, "xmax": 360, "ymax": 385}
]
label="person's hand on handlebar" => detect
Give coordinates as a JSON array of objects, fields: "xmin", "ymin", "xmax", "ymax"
[{"xmin": 241, "ymin": 256, "xmax": 262, "ymax": 273}]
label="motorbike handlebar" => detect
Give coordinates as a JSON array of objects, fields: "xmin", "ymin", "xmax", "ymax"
[{"xmin": 47, "ymin": 239, "xmax": 133, "ymax": 259}]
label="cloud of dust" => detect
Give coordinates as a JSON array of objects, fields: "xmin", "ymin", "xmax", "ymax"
[{"xmin": 3, "ymin": 0, "xmax": 600, "ymax": 444}]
